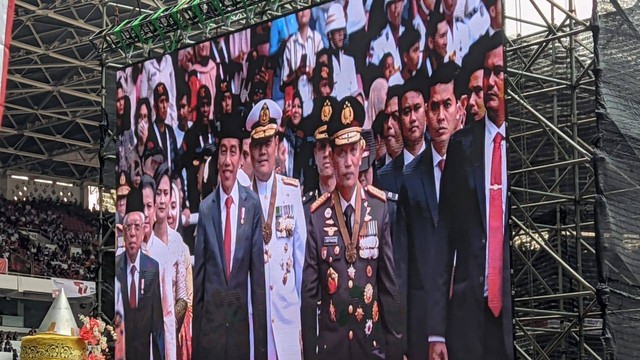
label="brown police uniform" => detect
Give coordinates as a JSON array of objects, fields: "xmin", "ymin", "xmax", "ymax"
[{"xmin": 301, "ymin": 96, "xmax": 403, "ymax": 360}]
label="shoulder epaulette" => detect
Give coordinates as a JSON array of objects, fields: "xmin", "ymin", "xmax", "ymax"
[
  {"xmin": 386, "ymin": 191, "xmax": 398, "ymax": 202},
  {"xmin": 310, "ymin": 192, "xmax": 331, "ymax": 213},
  {"xmin": 365, "ymin": 185, "xmax": 387, "ymax": 203},
  {"xmin": 281, "ymin": 176, "xmax": 300, "ymax": 187}
]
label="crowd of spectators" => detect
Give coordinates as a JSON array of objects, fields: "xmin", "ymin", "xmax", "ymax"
[
  {"xmin": 0, "ymin": 195, "xmax": 99, "ymax": 281},
  {"xmin": 0, "ymin": 331, "xmax": 18, "ymax": 359}
]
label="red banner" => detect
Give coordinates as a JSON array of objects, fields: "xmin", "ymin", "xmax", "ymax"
[
  {"xmin": 0, "ymin": 0, "xmax": 16, "ymax": 126},
  {"xmin": 0, "ymin": 258, "xmax": 7, "ymax": 274}
]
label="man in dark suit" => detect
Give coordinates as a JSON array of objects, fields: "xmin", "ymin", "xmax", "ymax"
[
  {"xmin": 374, "ymin": 85, "xmax": 404, "ymax": 191},
  {"xmin": 394, "ymin": 62, "xmax": 464, "ymax": 359},
  {"xmin": 428, "ymin": 31, "xmax": 513, "ymax": 360},
  {"xmin": 116, "ymin": 188, "xmax": 165, "ymax": 360},
  {"xmin": 147, "ymin": 82, "xmax": 180, "ymax": 173},
  {"xmin": 192, "ymin": 114, "xmax": 268, "ymax": 360},
  {"xmin": 181, "ymin": 85, "xmax": 214, "ymax": 214},
  {"xmin": 377, "ymin": 78, "xmax": 428, "ymax": 196},
  {"xmin": 301, "ymin": 96, "xmax": 403, "ymax": 360}
]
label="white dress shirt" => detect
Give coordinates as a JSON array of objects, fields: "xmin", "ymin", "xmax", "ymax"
[
  {"xmin": 220, "ymin": 181, "xmax": 240, "ymax": 272},
  {"xmin": 369, "ymin": 24, "xmax": 405, "ymax": 67},
  {"xmin": 431, "ymin": 144, "xmax": 446, "ymax": 202},
  {"xmin": 446, "ymin": 20, "xmax": 471, "ymax": 66},
  {"xmin": 255, "ymin": 172, "xmax": 275, "ymax": 219},
  {"xmin": 282, "ymin": 29, "xmax": 324, "ymax": 116},
  {"xmin": 331, "ymin": 51, "xmax": 360, "ymax": 100},
  {"xmin": 383, "ymin": 153, "xmax": 392, "ymax": 166},
  {"xmin": 237, "ymin": 168, "xmax": 252, "ymax": 187},
  {"xmin": 344, "ymin": 0, "xmax": 366, "ymax": 34},
  {"xmin": 143, "ymin": 234, "xmax": 177, "ymax": 360},
  {"xmin": 126, "ymin": 251, "xmax": 141, "ymax": 307},
  {"xmin": 483, "ymin": 116, "xmax": 507, "ymax": 295},
  {"xmin": 402, "ymin": 141, "xmax": 426, "ymax": 170}
]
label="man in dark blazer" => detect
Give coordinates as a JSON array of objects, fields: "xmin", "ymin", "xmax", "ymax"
[
  {"xmin": 377, "ymin": 76, "xmax": 430, "ymax": 196},
  {"xmin": 192, "ymin": 114, "xmax": 268, "ymax": 360},
  {"xmin": 428, "ymin": 31, "xmax": 513, "ymax": 360},
  {"xmin": 301, "ymin": 97, "xmax": 403, "ymax": 360},
  {"xmin": 394, "ymin": 62, "xmax": 464, "ymax": 359},
  {"xmin": 180, "ymin": 85, "xmax": 214, "ymax": 214},
  {"xmin": 116, "ymin": 188, "xmax": 165, "ymax": 360},
  {"xmin": 147, "ymin": 82, "xmax": 180, "ymax": 173}
]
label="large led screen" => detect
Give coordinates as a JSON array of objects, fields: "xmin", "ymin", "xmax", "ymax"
[{"xmin": 113, "ymin": 1, "xmax": 510, "ymax": 359}]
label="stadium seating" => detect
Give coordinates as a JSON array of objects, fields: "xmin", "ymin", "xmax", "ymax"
[{"xmin": 0, "ymin": 196, "xmax": 98, "ymax": 281}]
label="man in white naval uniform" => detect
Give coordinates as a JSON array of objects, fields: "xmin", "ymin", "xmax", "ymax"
[
  {"xmin": 369, "ymin": 0, "xmax": 406, "ymax": 67},
  {"xmin": 247, "ymin": 99, "xmax": 307, "ymax": 360},
  {"xmin": 463, "ymin": 0, "xmax": 490, "ymax": 42},
  {"xmin": 325, "ymin": 4, "xmax": 359, "ymax": 100},
  {"xmin": 443, "ymin": 0, "xmax": 472, "ymax": 66}
]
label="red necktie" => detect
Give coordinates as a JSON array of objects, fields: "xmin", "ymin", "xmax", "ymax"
[
  {"xmin": 438, "ymin": 158, "xmax": 445, "ymax": 172},
  {"xmin": 224, "ymin": 196, "xmax": 234, "ymax": 278},
  {"xmin": 129, "ymin": 265, "xmax": 137, "ymax": 309},
  {"xmin": 488, "ymin": 132, "xmax": 504, "ymax": 317}
]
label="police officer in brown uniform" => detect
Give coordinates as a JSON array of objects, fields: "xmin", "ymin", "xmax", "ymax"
[{"xmin": 301, "ymin": 96, "xmax": 403, "ymax": 360}]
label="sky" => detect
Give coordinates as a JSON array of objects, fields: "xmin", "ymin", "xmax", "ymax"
[{"xmin": 505, "ymin": 0, "xmax": 593, "ymax": 37}]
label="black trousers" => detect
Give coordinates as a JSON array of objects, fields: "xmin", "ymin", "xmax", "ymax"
[{"xmin": 483, "ymin": 300, "xmax": 509, "ymax": 359}]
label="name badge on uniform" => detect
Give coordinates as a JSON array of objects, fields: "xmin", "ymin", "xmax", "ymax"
[
  {"xmin": 276, "ymin": 204, "xmax": 295, "ymax": 238},
  {"xmin": 359, "ymin": 221, "xmax": 379, "ymax": 260},
  {"xmin": 324, "ymin": 236, "xmax": 338, "ymax": 245}
]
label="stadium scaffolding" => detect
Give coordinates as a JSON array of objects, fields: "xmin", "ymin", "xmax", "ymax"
[{"xmin": 506, "ymin": 0, "xmax": 600, "ymax": 358}]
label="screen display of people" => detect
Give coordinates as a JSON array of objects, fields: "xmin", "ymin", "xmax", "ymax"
[{"xmin": 114, "ymin": 0, "xmax": 510, "ymax": 359}]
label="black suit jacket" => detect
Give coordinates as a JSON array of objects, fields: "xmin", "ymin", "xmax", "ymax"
[
  {"xmin": 180, "ymin": 122, "xmax": 210, "ymax": 212},
  {"xmin": 116, "ymin": 251, "xmax": 165, "ymax": 360},
  {"xmin": 394, "ymin": 144, "xmax": 439, "ymax": 359},
  {"xmin": 427, "ymin": 120, "xmax": 513, "ymax": 359},
  {"xmin": 301, "ymin": 185, "xmax": 403, "ymax": 360},
  {"xmin": 192, "ymin": 183, "xmax": 267, "ymax": 360},
  {"xmin": 147, "ymin": 120, "xmax": 180, "ymax": 172},
  {"xmin": 376, "ymin": 154, "xmax": 404, "ymax": 195}
]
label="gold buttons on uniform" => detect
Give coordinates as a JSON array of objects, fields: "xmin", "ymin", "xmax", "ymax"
[
  {"xmin": 373, "ymin": 340, "xmax": 377, "ymax": 347},
  {"xmin": 348, "ymin": 280, "xmax": 353, "ymax": 288},
  {"xmin": 348, "ymin": 305, "xmax": 353, "ymax": 314},
  {"xmin": 349, "ymin": 331, "xmax": 353, "ymax": 340}
]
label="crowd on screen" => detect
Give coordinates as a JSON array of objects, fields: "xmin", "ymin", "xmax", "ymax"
[
  {"xmin": 115, "ymin": 0, "xmax": 502, "ymax": 245},
  {"xmin": 0, "ymin": 195, "xmax": 99, "ymax": 281},
  {"xmin": 113, "ymin": 0, "xmax": 510, "ymax": 359}
]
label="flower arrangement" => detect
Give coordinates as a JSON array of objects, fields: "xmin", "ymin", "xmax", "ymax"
[{"xmin": 78, "ymin": 315, "xmax": 117, "ymax": 360}]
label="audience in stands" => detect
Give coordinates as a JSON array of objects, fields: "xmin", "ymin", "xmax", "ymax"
[{"xmin": 0, "ymin": 195, "xmax": 99, "ymax": 281}]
